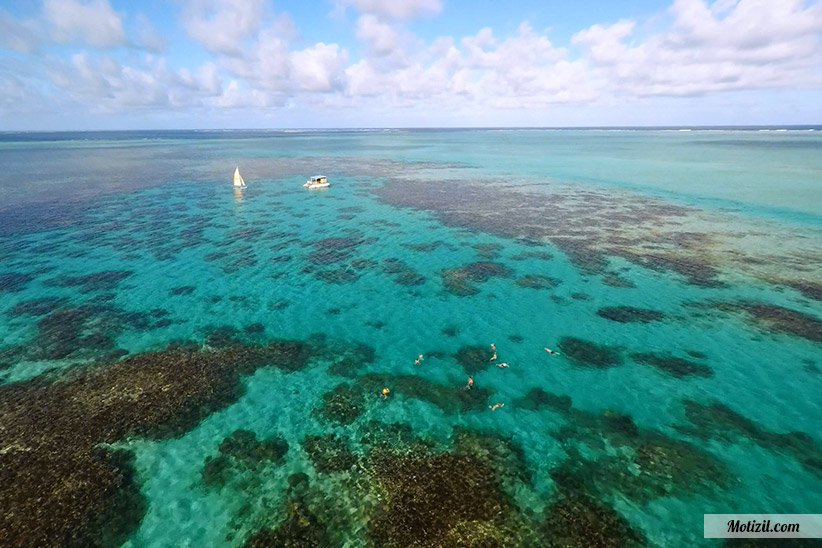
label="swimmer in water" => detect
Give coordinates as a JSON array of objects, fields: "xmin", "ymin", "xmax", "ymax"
[
  {"xmin": 490, "ymin": 343, "xmax": 496, "ymax": 352},
  {"xmin": 381, "ymin": 387, "xmax": 390, "ymax": 400},
  {"xmin": 496, "ymin": 362, "xmax": 509, "ymax": 368},
  {"xmin": 489, "ymin": 352, "xmax": 497, "ymax": 361},
  {"xmin": 465, "ymin": 376, "xmax": 473, "ymax": 390},
  {"xmin": 489, "ymin": 403, "xmax": 504, "ymax": 411},
  {"xmin": 414, "ymin": 353, "xmax": 424, "ymax": 366},
  {"xmin": 544, "ymin": 347, "xmax": 559, "ymax": 356}
]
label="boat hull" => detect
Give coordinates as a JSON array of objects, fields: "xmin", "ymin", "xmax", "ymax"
[{"xmin": 304, "ymin": 183, "xmax": 330, "ymax": 189}]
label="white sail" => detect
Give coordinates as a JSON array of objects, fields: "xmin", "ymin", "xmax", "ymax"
[{"xmin": 233, "ymin": 167, "xmax": 246, "ymax": 188}]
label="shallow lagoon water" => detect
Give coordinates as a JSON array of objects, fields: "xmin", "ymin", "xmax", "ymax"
[{"xmin": 1, "ymin": 129, "xmax": 821, "ymax": 547}]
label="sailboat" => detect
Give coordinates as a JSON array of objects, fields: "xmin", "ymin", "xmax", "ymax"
[{"xmin": 233, "ymin": 167, "xmax": 246, "ymax": 189}]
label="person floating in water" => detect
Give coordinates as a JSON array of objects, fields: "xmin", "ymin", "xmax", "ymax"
[
  {"xmin": 465, "ymin": 376, "xmax": 473, "ymax": 390},
  {"xmin": 544, "ymin": 347, "xmax": 560, "ymax": 356},
  {"xmin": 489, "ymin": 352, "xmax": 497, "ymax": 361},
  {"xmin": 490, "ymin": 343, "xmax": 496, "ymax": 352},
  {"xmin": 489, "ymin": 403, "xmax": 504, "ymax": 411},
  {"xmin": 381, "ymin": 387, "xmax": 390, "ymax": 400},
  {"xmin": 414, "ymin": 353, "xmax": 424, "ymax": 365},
  {"xmin": 496, "ymin": 362, "xmax": 509, "ymax": 368}
]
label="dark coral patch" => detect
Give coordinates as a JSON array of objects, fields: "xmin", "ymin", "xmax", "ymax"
[
  {"xmin": 367, "ymin": 450, "xmax": 531, "ymax": 548},
  {"xmin": 512, "ymin": 388, "xmax": 572, "ymax": 413},
  {"xmin": 784, "ymin": 279, "xmax": 822, "ymax": 302},
  {"xmin": 452, "ymin": 426, "xmax": 532, "ymax": 488},
  {"xmin": 597, "ymin": 306, "xmax": 664, "ymax": 323},
  {"xmin": 23, "ymin": 304, "xmax": 158, "ymax": 360},
  {"xmin": 359, "ymin": 373, "xmax": 493, "ymax": 415},
  {"xmin": 316, "ymin": 383, "xmax": 368, "ymax": 425},
  {"xmin": 306, "ymin": 248, "xmax": 352, "ymax": 265},
  {"xmin": 327, "ymin": 342, "xmax": 376, "ymax": 378},
  {"xmin": 7, "ymin": 296, "xmax": 69, "ymax": 317},
  {"xmin": 630, "ymin": 352, "xmax": 713, "ymax": 378},
  {"xmin": 676, "ymin": 399, "xmax": 822, "ymax": 477},
  {"xmin": 244, "ymin": 323, "xmax": 265, "ymax": 334},
  {"xmin": 540, "ymin": 493, "xmax": 644, "ymax": 548},
  {"xmin": 441, "ymin": 262, "xmax": 514, "ymax": 296},
  {"xmin": 44, "ymin": 270, "xmax": 133, "ymax": 293},
  {"xmin": 557, "ymin": 337, "xmax": 623, "ymax": 369},
  {"xmin": 601, "ymin": 272, "xmax": 636, "ymax": 288},
  {"xmin": 454, "ymin": 345, "xmax": 495, "ymax": 374},
  {"xmin": 0, "ymin": 341, "xmax": 312, "ymax": 546},
  {"xmin": 471, "ymin": 242, "xmax": 503, "ymax": 259},
  {"xmin": 515, "ymin": 274, "xmax": 560, "ymax": 289},
  {"xmin": 732, "ymin": 302, "xmax": 822, "ymax": 343},
  {"xmin": 302, "ymin": 434, "xmax": 358, "ymax": 473},
  {"xmin": 203, "ymin": 429, "xmax": 289, "ymax": 487},
  {"xmin": 169, "ymin": 285, "xmax": 196, "ymax": 296},
  {"xmin": 0, "ymin": 272, "xmax": 33, "ymax": 292},
  {"xmin": 441, "ymin": 324, "xmax": 459, "ymax": 337},
  {"xmin": 403, "ymin": 241, "xmax": 452, "ymax": 252},
  {"xmin": 510, "ymin": 250, "xmax": 553, "ymax": 261},
  {"xmin": 382, "ymin": 258, "xmax": 425, "ymax": 286},
  {"xmin": 243, "ymin": 495, "xmax": 330, "ymax": 547},
  {"xmin": 350, "ymin": 258, "xmax": 379, "ymax": 270}
]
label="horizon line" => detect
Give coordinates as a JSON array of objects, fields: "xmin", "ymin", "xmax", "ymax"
[{"xmin": 2, "ymin": 124, "xmax": 821, "ymax": 133}]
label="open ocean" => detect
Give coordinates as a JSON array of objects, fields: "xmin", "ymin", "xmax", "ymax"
[{"xmin": 1, "ymin": 128, "xmax": 821, "ymax": 547}]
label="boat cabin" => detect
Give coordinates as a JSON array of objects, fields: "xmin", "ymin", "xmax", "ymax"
[{"xmin": 308, "ymin": 175, "xmax": 327, "ymax": 185}]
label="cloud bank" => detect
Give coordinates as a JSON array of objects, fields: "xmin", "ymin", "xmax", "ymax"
[{"xmin": 1, "ymin": 0, "xmax": 821, "ymax": 127}]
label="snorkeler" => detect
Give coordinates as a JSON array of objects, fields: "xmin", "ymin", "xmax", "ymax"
[
  {"xmin": 414, "ymin": 353, "xmax": 424, "ymax": 366},
  {"xmin": 496, "ymin": 362, "xmax": 509, "ymax": 368},
  {"xmin": 489, "ymin": 403, "xmax": 504, "ymax": 411},
  {"xmin": 544, "ymin": 347, "xmax": 560, "ymax": 356},
  {"xmin": 490, "ymin": 343, "xmax": 496, "ymax": 352},
  {"xmin": 381, "ymin": 387, "xmax": 390, "ymax": 400},
  {"xmin": 465, "ymin": 376, "xmax": 473, "ymax": 390},
  {"xmin": 489, "ymin": 352, "xmax": 497, "ymax": 361}
]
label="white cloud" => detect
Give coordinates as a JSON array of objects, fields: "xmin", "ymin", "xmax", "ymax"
[
  {"xmin": 47, "ymin": 53, "xmax": 225, "ymax": 111},
  {"xmin": 5, "ymin": 0, "xmax": 822, "ymax": 124},
  {"xmin": 135, "ymin": 14, "xmax": 166, "ymax": 53},
  {"xmin": 0, "ymin": 9, "xmax": 44, "ymax": 53},
  {"xmin": 356, "ymin": 14, "xmax": 399, "ymax": 55},
  {"xmin": 570, "ymin": 0, "xmax": 822, "ymax": 98},
  {"xmin": 340, "ymin": 0, "xmax": 442, "ymax": 20},
  {"xmin": 181, "ymin": 0, "xmax": 265, "ymax": 56},
  {"xmin": 43, "ymin": 0, "xmax": 127, "ymax": 48},
  {"xmin": 290, "ymin": 43, "xmax": 348, "ymax": 91}
]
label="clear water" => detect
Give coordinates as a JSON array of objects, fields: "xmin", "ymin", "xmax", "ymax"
[{"xmin": 1, "ymin": 129, "xmax": 821, "ymax": 547}]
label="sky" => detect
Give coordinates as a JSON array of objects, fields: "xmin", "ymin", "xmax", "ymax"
[{"xmin": 0, "ymin": 0, "xmax": 821, "ymax": 129}]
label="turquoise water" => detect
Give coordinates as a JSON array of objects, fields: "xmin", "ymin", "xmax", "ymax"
[{"xmin": 1, "ymin": 129, "xmax": 821, "ymax": 547}]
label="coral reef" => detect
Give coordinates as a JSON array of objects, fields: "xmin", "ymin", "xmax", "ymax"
[
  {"xmin": 454, "ymin": 344, "xmax": 496, "ymax": 374},
  {"xmin": 6, "ymin": 296, "xmax": 70, "ymax": 317},
  {"xmin": 0, "ymin": 340, "xmax": 312, "ymax": 547},
  {"xmin": 202, "ymin": 429, "xmax": 289, "ymax": 487},
  {"xmin": 630, "ymin": 352, "xmax": 713, "ymax": 378},
  {"xmin": 596, "ymin": 306, "xmax": 664, "ymax": 324},
  {"xmin": 43, "ymin": 269, "xmax": 133, "ymax": 293},
  {"xmin": 441, "ymin": 262, "xmax": 514, "ymax": 296},
  {"xmin": 515, "ymin": 274, "xmax": 561, "ymax": 289},
  {"xmin": 557, "ymin": 337, "xmax": 623, "ymax": 369},
  {"xmin": 302, "ymin": 434, "xmax": 358, "ymax": 473}
]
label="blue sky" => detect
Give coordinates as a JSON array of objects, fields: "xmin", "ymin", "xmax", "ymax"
[{"xmin": 1, "ymin": 0, "xmax": 821, "ymax": 129}]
